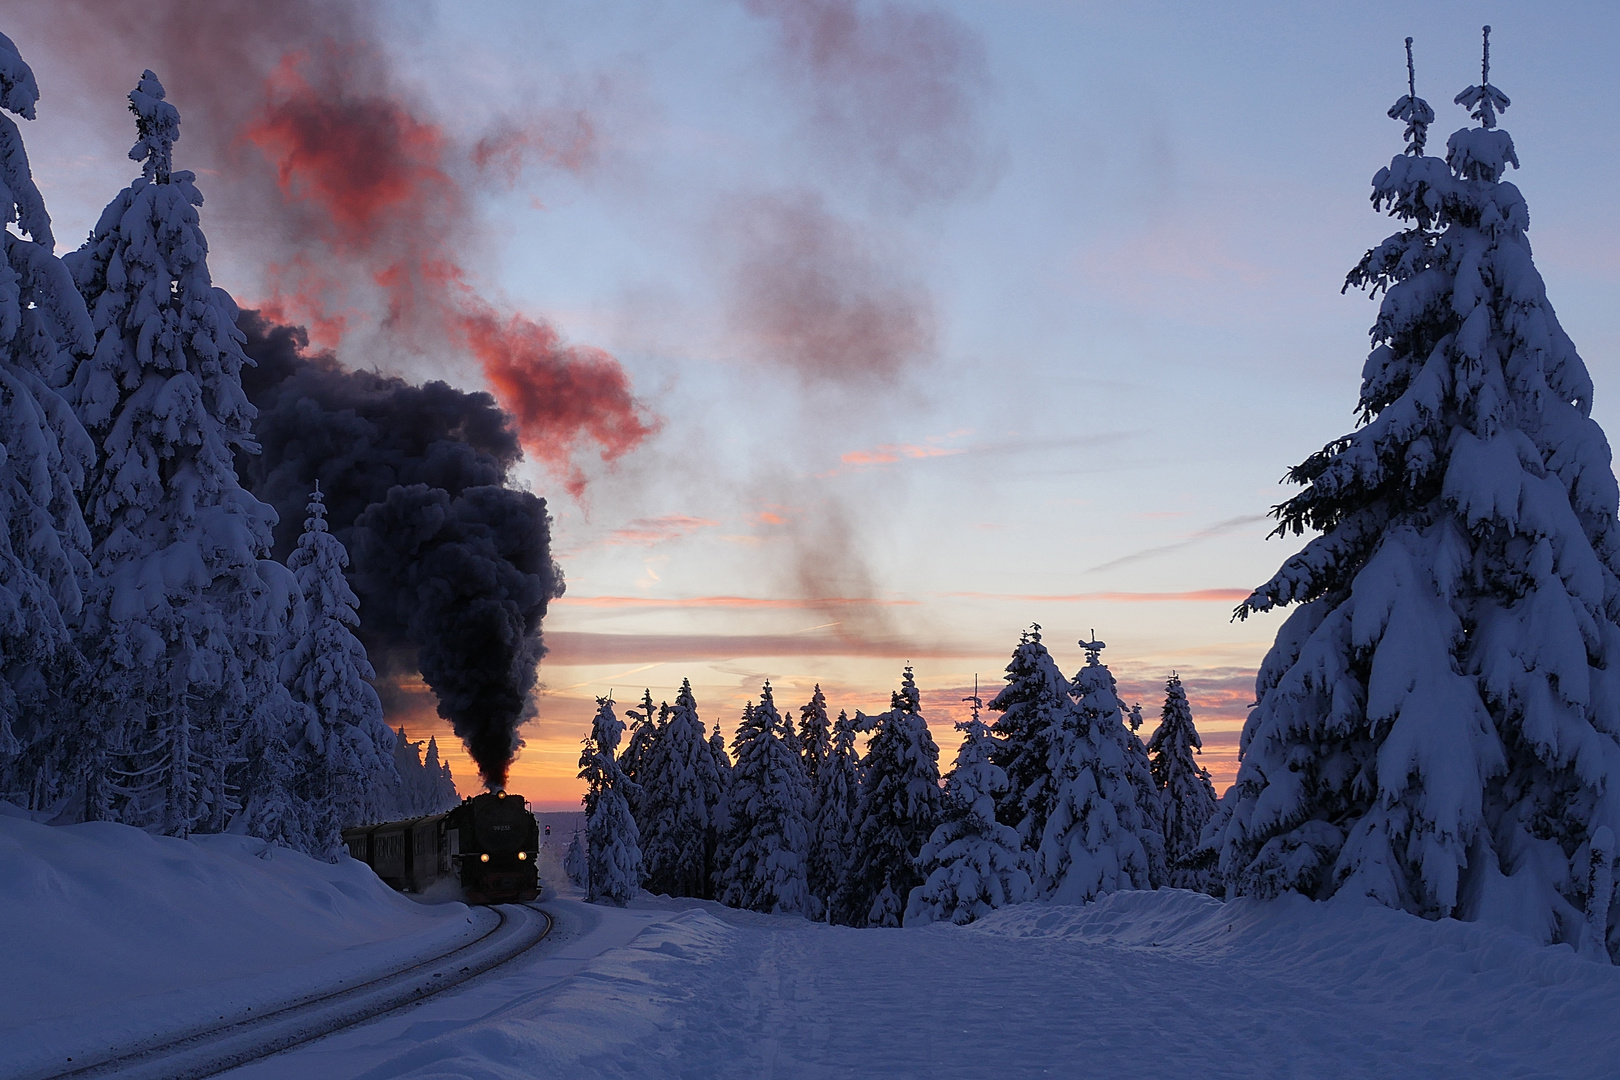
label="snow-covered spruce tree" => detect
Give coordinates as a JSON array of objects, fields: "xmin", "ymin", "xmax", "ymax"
[
  {"xmin": 809, "ymin": 707, "xmax": 861, "ymax": 921},
  {"xmin": 1147, "ymin": 673, "xmax": 1217, "ymax": 890},
  {"xmin": 1215, "ymin": 31, "xmax": 1620, "ymax": 958},
  {"xmin": 564, "ymin": 829, "xmax": 586, "ymax": 887},
  {"xmin": 619, "ymin": 688, "xmax": 658, "ymax": 823},
  {"xmin": 579, "ymin": 695, "xmax": 642, "ymax": 905},
  {"xmin": 1121, "ymin": 694, "xmax": 1167, "ymax": 859},
  {"xmin": 378, "ymin": 728, "xmax": 459, "ymax": 817},
  {"xmin": 1037, "ymin": 637, "xmax": 1164, "ymax": 902},
  {"xmin": 641, "ymin": 678, "xmax": 725, "ymax": 897},
  {"xmin": 988, "ymin": 626, "xmax": 1070, "ymax": 847},
  {"xmin": 705, "ymin": 718, "xmax": 733, "ymax": 884},
  {"xmin": 630, "ymin": 697, "xmax": 668, "ymax": 833},
  {"xmin": 65, "ymin": 72, "xmax": 298, "ymax": 836},
  {"xmin": 714, "ymin": 683, "xmax": 812, "ymax": 913},
  {"xmin": 797, "ymin": 684, "xmax": 831, "ymax": 793},
  {"xmin": 286, "ymin": 483, "xmax": 397, "ymax": 856},
  {"xmin": 422, "ymin": 736, "xmax": 457, "ymax": 808},
  {"xmin": 0, "ymin": 34, "xmax": 98, "ymax": 814},
  {"xmin": 837, "ymin": 667, "xmax": 943, "ymax": 927},
  {"xmin": 906, "ymin": 690, "xmax": 1032, "ymax": 926},
  {"xmin": 237, "ymin": 563, "xmax": 309, "ymax": 849}
]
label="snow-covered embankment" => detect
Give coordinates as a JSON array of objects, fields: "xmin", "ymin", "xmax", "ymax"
[{"xmin": 0, "ymin": 807, "xmax": 476, "ymax": 1077}]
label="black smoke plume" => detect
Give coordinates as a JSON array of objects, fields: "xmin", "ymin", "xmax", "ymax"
[{"xmin": 235, "ymin": 312, "xmax": 564, "ymax": 790}]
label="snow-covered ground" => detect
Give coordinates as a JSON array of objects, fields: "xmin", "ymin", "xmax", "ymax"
[
  {"xmin": 229, "ymin": 888, "xmax": 1620, "ymax": 1079},
  {"xmin": 8, "ymin": 812, "xmax": 1620, "ymax": 1080},
  {"xmin": 0, "ymin": 807, "xmax": 478, "ymax": 1076}
]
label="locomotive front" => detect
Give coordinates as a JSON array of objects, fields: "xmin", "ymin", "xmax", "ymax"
[{"xmin": 447, "ymin": 790, "xmax": 541, "ymax": 903}]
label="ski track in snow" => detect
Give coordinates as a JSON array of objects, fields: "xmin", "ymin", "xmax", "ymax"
[{"xmin": 219, "ymin": 888, "xmax": 1620, "ymax": 1080}]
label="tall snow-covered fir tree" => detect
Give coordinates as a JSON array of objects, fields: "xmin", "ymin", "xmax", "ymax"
[
  {"xmin": 579, "ymin": 695, "xmax": 642, "ymax": 905},
  {"xmin": 564, "ymin": 828, "xmax": 586, "ymax": 887},
  {"xmin": 286, "ymin": 483, "xmax": 397, "ymax": 857},
  {"xmin": 620, "ymin": 687, "xmax": 659, "ymax": 822},
  {"xmin": 238, "ymin": 564, "xmax": 308, "ymax": 849},
  {"xmin": 714, "ymin": 683, "xmax": 811, "ymax": 914},
  {"xmin": 808, "ymin": 707, "xmax": 861, "ymax": 921},
  {"xmin": 1036, "ymin": 637, "xmax": 1164, "ymax": 902},
  {"xmin": 1215, "ymin": 31, "xmax": 1620, "ymax": 959},
  {"xmin": 836, "ymin": 667, "xmax": 942, "ymax": 927},
  {"xmin": 706, "ymin": 718, "xmax": 733, "ymax": 861},
  {"xmin": 1121, "ymin": 694, "xmax": 1166, "ymax": 852},
  {"xmin": 988, "ymin": 626, "xmax": 1070, "ymax": 846},
  {"xmin": 1147, "ymin": 673, "xmax": 1217, "ymax": 891},
  {"xmin": 379, "ymin": 728, "xmax": 459, "ymax": 817},
  {"xmin": 419, "ymin": 736, "xmax": 457, "ymax": 807},
  {"xmin": 0, "ymin": 34, "xmax": 98, "ymax": 815},
  {"xmin": 797, "ymin": 685, "xmax": 831, "ymax": 794},
  {"xmin": 640, "ymin": 678, "xmax": 725, "ymax": 897},
  {"xmin": 906, "ymin": 688, "xmax": 1032, "ymax": 926},
  {"xmin": 65, "ymin": 71, "xmax": 298, "ymax": 836}
]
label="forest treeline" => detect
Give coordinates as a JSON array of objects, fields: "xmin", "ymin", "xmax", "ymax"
[{"xmin": 569, "ymin": 630, "xmax": 1218, "ymax": 927}]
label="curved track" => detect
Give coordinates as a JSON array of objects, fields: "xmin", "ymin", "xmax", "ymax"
[{"xmin": 28, "ymin": 902, "xmax": 553, "ymax": 1080}]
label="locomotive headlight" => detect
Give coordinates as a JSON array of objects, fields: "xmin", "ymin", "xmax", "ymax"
[
  {"xmin": 480, "ymin": 853, "xmax": 490, "ymax": 863},
  {"xmin": 517, "ymin": 851, "xmax": 527, "ymax": 861}
]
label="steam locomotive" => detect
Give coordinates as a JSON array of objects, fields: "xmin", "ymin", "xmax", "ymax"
[{"xmin": 343, "ymin": 790, "xmax": 541, "ymax": 903}]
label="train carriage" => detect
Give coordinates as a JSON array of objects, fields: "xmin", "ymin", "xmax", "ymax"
[{"xmin": 343, "ymin": 791, "xmax": 540, "ymax": 903}]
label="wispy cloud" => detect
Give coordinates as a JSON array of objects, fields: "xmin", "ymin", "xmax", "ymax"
[
  {"xmin": 1088, "ymin": 515, "xmax": 1268, "ymax": 573},
  {"xmin": 820, "ymin": 429, "xmax": 972, "ymax": 477},
  {"xmin": 552, "ymin": 595, "xmax": 918, "ymax": 610},
  {"xmin": 602, "ymin": 514, "xmax": 720, "ymax": 546},
  {"xmin": 817, "ymin": 429, "xmax": 1141, "ymax": 480},
  {"xmin": 543, "ymin": 630, "xmax": 981, "ymax": 664},
  {"xmin": 1110, "ymin": 664, "xmax": 1256, "ymax": 726},
  {"xmin": 841, "ymin": 442, "xmax": 964, "ymax": 466},
  {"xmin": 943, "ymin": 588, "xmax": 1251, "ymax": 604}
]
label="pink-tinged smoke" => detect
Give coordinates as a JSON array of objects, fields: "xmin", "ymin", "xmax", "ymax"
[
  {"xmin": 459, "ymin": 304, "xmax": 655, "ymax": 497},
  {"xmin": 30, "ymin": 2, "xmax": 653, "ymax": 496},
  {"xmin": 473, "ymin": 116, "xmax": 597, "ymax": 185},
  {"xmin": 722, "ymin": 192, "xmax": 934, "ymax": 385},
  {"xmin": 718, "ymin": 0, "xmax": 993, "ymax": 387},
  {"xmin": 743, "ymin": 0, "xmax": 994, "ymax": 205},
  {"xmin": 242, "ymin": 44, "xmax": 655, "ymax": 492}
]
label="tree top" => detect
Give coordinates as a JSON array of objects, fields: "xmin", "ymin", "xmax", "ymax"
[
  {"xmin": 1454, "ymin": 25, "xmax": 1510, "ymax": 129},
  {"xmin": 0, "ymin": 33, "xmax": 39, "ymax": 120},
  {"xmin": 303, "ymin": 482, "xmax": 329, "ymax": 534},
  {"xmin": 128, "ymin": 69, "xmax": 180, "ymax": 183},
  {"xmin": 1387, "ymin": 36, "xmax": 1435, "ymax": 155}
]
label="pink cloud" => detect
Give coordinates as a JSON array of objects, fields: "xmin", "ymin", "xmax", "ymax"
[
  {"xmin": 841, "ymin": 442, "xmax": 963, "ymax": 466},
  {"xmin": 823, "ymin": 429, "xmax": 973, "ymax": 476},
  {"xmin": 552, "ymin": 595, "xmax": 917, "ymax": 610},
  {"xmin": 943, "ymin": 589, "xmax": 1251, "ymax": 604},
  {"xmin": 602, "ymin": 514, "xmax": 719, "ymax": 546},
  {"xmin": 543, "ymin": 629, "xmax": 977, "ymax": 664}
]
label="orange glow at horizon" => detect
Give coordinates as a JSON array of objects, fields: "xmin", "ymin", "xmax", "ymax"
[{"xmin": 391, "ymin": 653, "xmax": 1249, "ymax": 814}]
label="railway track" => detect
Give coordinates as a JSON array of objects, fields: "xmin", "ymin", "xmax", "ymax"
[{"xmin": 18, "ymin": 902, "xmax": 554, "ymax": 1080}]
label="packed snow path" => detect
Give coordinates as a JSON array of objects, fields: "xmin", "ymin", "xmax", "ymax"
[{"xmin": 221, "ymin": 889, "xmax": 1620, "ymax": 1080}]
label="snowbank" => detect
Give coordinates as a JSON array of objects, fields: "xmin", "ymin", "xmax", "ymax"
[
  {"xmin": 0, "ymin": 809, "xmax": 477, "ymax": 1070},
  {"xmin": 971, "ymin": 887, "xmax": 1620, "ymax": 1001},
  {"xmin": 253, "ymin": 889, "xmax": 1620, "ymax": 1080}
]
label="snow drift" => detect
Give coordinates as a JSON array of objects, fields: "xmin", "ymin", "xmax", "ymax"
[
  {"xmin": 230, "ymin": 888, "xmax": 1620, "ymax": 1080},
  {"xmin": 0, "ymin": 807, "xmax": 476, "ymax": 1074}
]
